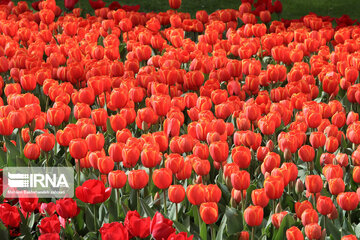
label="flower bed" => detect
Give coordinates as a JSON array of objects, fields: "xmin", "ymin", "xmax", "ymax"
[{"xmin": 0, "ymin": 0, "xmax": 360, "ymax": 239}]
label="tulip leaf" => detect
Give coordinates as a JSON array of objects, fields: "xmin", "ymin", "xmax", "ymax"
[
  {"xmin": 0, "ymin": 150, "xmax": 6, "ymax": 168},
  {"xmin": 355, "ymin": 223, "xmax": 360, "ymax": 238},
  {"xmin": 314, "ymin": 147, "xmax": 323, "ymax": 174},
  {"xmin": 140, "ymin": 198, "xmax": 156, "ymax": 218},
  {"xmin": 273, "ymin": 214, "xmax": 296, "ymax": 240},
  {"xmin": 225, "ymin": 206, "xmax": 243, "ymax": 235},
  {"xmin": 74, "ymin": 209, "xmax": 85, "ymax": 232},
  {"xmin": 215, "ymin": 214, "xmax": 227, "ymax": 240},
  {"xmin": 200, "ymin": 220, "xmax": 207, "ymax": 240},
  {"xmin": 325, "ymin": 217, "xmax": 341, "ymax": 240},
  {"xmin": 18, "ymin": 210, "xmax": 32, "ymax": 240},
  {"xmin": 4, "ymin": 138, "xmax": 19, "ymax": 167},
  {"xmin": 82, "ymin": 232, "xmax": 98, "ymax": 240},
  {"xmin": 174, "ymin": 220, "xmax": 190, "ymax": 233},
  {"xmin": 245, "ymin": 184, "xmax": 257, "ymax": 206},
  {"xmin": 0, "ymin": 222, "xmax": 8, "ymax": 239},
  {"xmin": 85, "ymin": 205, "xmax": 95, "ymax": 232}
]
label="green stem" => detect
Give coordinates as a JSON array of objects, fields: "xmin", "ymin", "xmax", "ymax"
[
  {"xmin": 137, "ymin": 190, "xmax": 141, "ymax": 214},
  {"xmin": 251, "ymin": 227, "xmax": 255, "ymax": 240},
  {"xmin": 18, "ymin": 128, "xmax": 23, "ymax": 155},
  {"xmin": 76, "ymin": 160, "xmax": 81, "ymax": 186},
  {"xmin": 46, "ymin": 151, "xmax": 49, "ymax": 167},
  {"xmin": 196, "ymin": 205, "xmax": 201, "ymax": 236},
  {"xmin": 93, "ymin": 204, "xmax": 97, "ymax": 231},
  {"xmin": 211, "ymin": 224, "xmax": 216, "ymax": 240},
  {"xmin": 163, "ymin": 190, "xmax": 167, "ymax": 215},
  {"xmin": 116, "ymin": 188, "xmax": 121, "ymax": 220},
  {"xmin": 175, "ymin": 203, "xmax": 178, "ymax": 222}
]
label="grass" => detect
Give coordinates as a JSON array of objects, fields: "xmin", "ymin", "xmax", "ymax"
[{"xmin": 34, "ymin": 0, "xmax": 360, "ymax": 20}]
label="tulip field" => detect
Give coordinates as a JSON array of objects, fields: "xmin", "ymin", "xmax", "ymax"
[{"xmin": 2, "ymin": 0, "xmax": 360, "ymax": 239}]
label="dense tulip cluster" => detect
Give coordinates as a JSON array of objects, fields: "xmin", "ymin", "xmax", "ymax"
[{"xmin": 0, "ymin": 0, "xmax": 360, "ymax": 239}]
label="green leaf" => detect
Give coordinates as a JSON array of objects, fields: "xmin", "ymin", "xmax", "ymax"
[
  {"xmin": 74, "ymin": 209, "xmax": 85, "ymax": 232},
  {"xmin": 5, "ymin": 138, "xmax": 19, "ymax": 167},
  {"xmin": 200, "ymin": 220, "xmax": 207, "ymax": 240},
  {"xmin": 174, "ymin": 220, "xmax": 189, "ymax": 233},
  {"xmin": 140, "ymin": 198, "xmax": 156, "ymax": 217},
  {"xmin": 325, "ymin": 217, "xmax": 341, "ymax": 240},
  {"xmin": 82, "ymin": 232, "xmax": 98, "ymax": 240},
  {"xmin": 245, "ymin": 184, "xmax": 257, "ymax": 206},
  {"xmin": 215, "ymin": 215, "xmax": 227, "ymax": 240},
  {"xmin": 225, "ymin": 207, "xmax": 243, "ymax": 235},
  {"xmin": 355, "ymin": 223, "xmax": 360, "ymax": 238},
  {"xmin": 85, "ymin": 205, "xmax": 95, "ymax": 232},
  {"xmin": 273, "ymin": 214, "xmax": 296, "ymax": 240},
  {"xmin": 0, "ymin": 221, "xmax": 9, "ymax": 239}
]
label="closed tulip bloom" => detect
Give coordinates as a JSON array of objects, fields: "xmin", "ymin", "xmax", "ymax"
[
  {"xmin": 168, "ymin": 185, "xmax": 185, "ymax": 203},
  {"xmin": 337, "ymin": 192, "xmax": 359, "ymax": 211},
  {"xmin": 141, "ymin": 146, "xmax": 162, "ymax": 168},
  {"xmin": 295, "ymin": 200, "xmax": 313, "ymax": 219},
  {"xmin": 69, "ymin": 139, "xmax": 88, "ymax": 159},
  {"xmin": 47, "ymin": 107, "xmax": 65, "ymax": 127},
  {"xmin": 86, "ymin": 133, "xmax": 105, "ymax": 152},
  {"xmin": 108, "ymin": 142, "xmax": 125, "ymax": 163},
  {"xmin": 108, "ymin": 170, "xmax": 127, "ymax": 189},
  {"xmin": 36, "ymin": 133, "xmax": 55, "ymax": 152},
  {"xmin": 286, "ymin": 226, "xmax": 304, "ymax": 240},
  {"xmin": 272, "ymin": 211, "xmax": 288, "ymax": 229},
  {"xmin": 24, "ymin": 142, "xmax": 41, "ymax": 160},
  {"xmin": 0, "ymin": 117, "xmax": 14, "ymax": 136},
  {"xmin": 165, "ymin": 153, "xmax": 184, "ymax": 174},
  {"xmin": 353, "ymin": 166, "xmax": 360, "ymax": 183},
  {"xmin": 251, "ymin": 188, "xmax": 269, "ymax": 208},
  {"xmin": 305, "ymin": 175, "xmax": 323, "ymax": 193},
  {"xmin": 232, "ymin": 146, "xmax": 251, "ymax": 169},
  {"xmin": 91, "ymin": 108, "xmax": 108, "ymax": 127},
  {"xmin": 328, "ymin": 178, "xmax": 345, "ymax": 195},
  {"xmin": 193, "ymin": 159, "xmax": 210, "ymax": 176},
  {"xmin": 298, "ymin": 145, "xmax": 315, "ymax": 162},
  {"xmin": 186, "ymin": 184, "xmax": 206, "ymax": 206},
  {"xmin": 301, "ymin": 209, "xmax": 319, "ymax": 226},
  {"xmin": 56, "ymin": 198, "xmax": 79, "ymax": 219},
  {"xmin": 264, "ymin": 176, "xmax": 284, "ymax": 199},
  {"xmin": 316, "ymin": 196, "xmax": 334, "ymax": 215},
  {"xmin": 205, "ymin": 184, "xmax": 222, "ymax": 203},
  {"xmin": 122, "ymin": 145, "xmax": 140, "ymax": 168},
  {"xmin": 98, "ymin": 157, "xmax": 115, "ymax": 174},
  {"xmin": 325, "ymin": 136, "xmax": 339, "ymax": 153},
  {"xmin": 153, "ymin": 168, "xmax": 173, "ymax": 189},
  {"xmin": 244, "ymin": 205, "xmax": 263, "ymax": 227},
  {"xmin": 231, "ymin": 170, "xmax": 250, "ymax": 191},
  {"xmin": 169, "ymin": 0, "xmax": 181, "ymax": 9},
  {"xmin": 128, "ymin": 170, "xmax": 149, "ymax": 190},
  {"xmin": 200, "ymin": 202, "xmax": 218, "ymax": 225},
  {"xmin": 309, "ymin": 132, "xmax": 326, "ymax": 148},
  {"xmin": 341, "ymin": 235, "xmax": 358, "ymax": 240},
  {"xmin": 8, "ymin": 110, "xmax": 27, "ymax": 129},
  {"xmin": 305, "ymin": 223, "xmax": 321, "ymax": 240},
  {"xmin": 209, "ymin": 141, "xmax": 229, "ymax": 163}
]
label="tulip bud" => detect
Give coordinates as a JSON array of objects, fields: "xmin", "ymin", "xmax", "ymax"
[
  {"xmin": 194, "ymin": 175, "xmax": 202, "ymax": 184},
  {"xmin": 266, "ymin": 140, "xmax": 274, "ymax": 152},
  {"xmin": 275, "ymin": 203, "xmax": 282, "ymax": 213},
  {"xmin": 308, "ymin": 161, "xmax": 314, "ymax": 172},
  {"xmin": 142, "ymin": 121, "xmax": 149, "ymax": 132},
  {"xmin": 320, "ymin": 229, "xmax": 326, "ymax": 240},
  {"xmin": 225, "ymin": 176, "xmax": 233, "ymax": 189},
  {"xmin": 295, "ymin": 179, "xmax": 304, "ymax": 194},
  {"xmin": 230, "ymin": 197, "xmax": 237, "ymax": 208},
  {"xmin": 284, "ymin": 148, "xmax": 292, "ymax": 161},
  {"xmin": 153, "ymin": 192, "xmax": 161, "ymax": 206}
]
